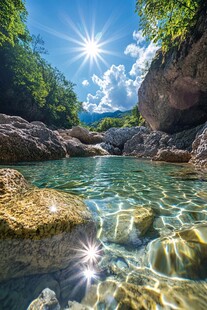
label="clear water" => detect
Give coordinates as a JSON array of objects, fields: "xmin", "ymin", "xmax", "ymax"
[{"xmin": 1, "ymin": 157, "xmax": 207, "ymax": 309}]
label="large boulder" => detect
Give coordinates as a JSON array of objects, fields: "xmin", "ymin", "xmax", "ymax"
[
  {"xmin": 138, "ymin": 10, "xmax": 207, "ymax": 133},
  {"xmin": 0, "ymin": 169, "xmax": 96, "ymax": 281},
  {"xmin": 123, "ymin": 131, "xmax": 170, "ymax": 157},
  {"xmin": 58, "ymin": 126, "xmax": 104, "ymax": 145},
  {"xmin": 148, "ymin": 223, "xmax": 207, "ymax": 279},
  {"xmin": 104, "ymin": 127, "xmax": 149, "ymax": 150},
  {"xmin": 0, "ymin": 114, "xmax": 66, "ymax": 163}
]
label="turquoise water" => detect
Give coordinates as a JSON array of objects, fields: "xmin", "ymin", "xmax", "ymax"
[{"xmin": 1, "ymin": 156, "xmax": 207, "ymax": 309}]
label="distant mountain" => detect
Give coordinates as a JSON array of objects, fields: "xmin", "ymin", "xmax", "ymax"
[{"xmin": 79, "ymin": 110, "xmax": 131, "ymax": 125}]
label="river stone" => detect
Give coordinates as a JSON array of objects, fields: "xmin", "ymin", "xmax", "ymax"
[
  {"xmin": 82, "ymin": 280, "xmax": 207, "ymax": 310},
  {"xmin": 0, "ymin": 114, "xmax": 66, "ymax": 163},
  {"xmin": 148, "ymin": 223, "xmax": 207, "ymax": 279},
  {"xmin": 0, "ymin": 169, "xmax": 96, "ymax": 281},
  {"xmin": 99, "ymin": 207, "xmax": 154, "ymax": 244},
  {"xmin": 27, "ymin": 288, "xmax": 60, "ymax": 310}
]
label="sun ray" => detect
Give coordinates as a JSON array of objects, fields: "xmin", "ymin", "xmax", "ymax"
[{"xmin": 31, "ymin": 7, "xmax": 127, "ymax": 72}]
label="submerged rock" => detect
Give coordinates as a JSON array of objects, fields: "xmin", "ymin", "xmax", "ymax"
[
  {"xmin": 0, "ymin": 114, "xmax": 66, "ymax": 163},
  {"xmin": 0, "ymin": 169, "xmax": 96, "ymax": 281},
  {"xmin": 148, "ymin": 223, "xmax": 207, "ymax": 279},
  {"xmin": 99, "ymin": 207, "xmax": 154, "ymax": 244},
  {"xmin": 27, "ymin": 288, "xmax": 60, "ymax": 310},
  {"xmin": 153, "ymin": 148, "xmax": 191, "ymax": 163},
  {"xmin": 82, "ymin": 280, "xmax": 207, "ymax": 310}
]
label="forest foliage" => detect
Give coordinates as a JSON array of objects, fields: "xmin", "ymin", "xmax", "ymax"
[
  {"xmin": 135, "ymin": 0, "xmax": 202, "ymax": 50},
  {"xmin": 88, "ymin": 106, "xmax": 145, "ymax": 132},
  {"xmin": 0, "ymin": 0, "xmax": 80, "ymax": 128}
]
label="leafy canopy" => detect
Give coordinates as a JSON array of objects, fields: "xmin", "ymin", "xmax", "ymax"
[
  {"xmin": 135, "ymin": 0, "xmax": 200, "ymax": 50},
  {"xmin": 0, "ymin": 0, "xmax": 27, "ymax": 46}
]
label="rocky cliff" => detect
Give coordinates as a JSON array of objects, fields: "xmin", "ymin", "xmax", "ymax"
[{"xmin": 138, "ymin": 4, "xmax": 207, "ymax": 133}]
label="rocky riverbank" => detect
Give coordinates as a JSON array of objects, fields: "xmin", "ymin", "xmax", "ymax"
[{"xmin": 0, "ymin": 113, "xmax": 206, "ymax": 167}]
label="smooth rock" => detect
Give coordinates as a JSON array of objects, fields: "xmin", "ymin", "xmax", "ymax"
[
  {"xmin": 148, "ymin": 223, "xmax": 207, "ymax": 279},
  {"xmin": 58, "ymin": 126, "xmax": 104, "ymax": 145},
  {"xmin": 99, "ymin": 207, "xmax": 154, "ymax": 244},
  {"xmin": 153, "ymin": 148, "xmax": 191, "ymax": 163},
  {"xmin": 64, "ymin": 137, "xmax": 109, "ymax": 157},
  {"xmin": 138, "ymin": 11, "xmax": 207, "ymax": 133},
  {"xmin": 27, "ymin": 288, "xmax": 60, "ymax": 310},
  {"xmin": 0, "ymin": 114, "xmax": 66, "ymax": 163},
  {"xmin": 0, "ymin": 169, "xmax": 96, "ymax": 281}
]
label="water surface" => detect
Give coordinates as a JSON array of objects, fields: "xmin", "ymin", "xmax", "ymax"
[{"xmin": 1, "ymin": 157, "xmax": 207, "ymax": 309}]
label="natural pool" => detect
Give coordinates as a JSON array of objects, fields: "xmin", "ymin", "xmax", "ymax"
[{"xmin": 1, "ymin": 156, "xmax": 207, "ymax": 309}]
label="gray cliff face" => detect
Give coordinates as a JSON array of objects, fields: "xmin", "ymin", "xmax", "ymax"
[{"xmin": 138, "ymin": 7, "xmax": 207, "ymax": 133}]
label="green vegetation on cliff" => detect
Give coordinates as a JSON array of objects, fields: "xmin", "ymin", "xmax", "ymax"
[
  {"xmin": 136, "ymin": 0, "xmax": 203, "ymax": 50},
  {"xmin": 89, "ymin": 106, "xmax": 144, "ymax": 131},
  {"xmin": 0, "ymin": 0, "xmax": 80, "ymax": 128}
]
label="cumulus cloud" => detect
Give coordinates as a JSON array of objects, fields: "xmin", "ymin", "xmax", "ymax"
[
  {"xmin": 83, "ymin": 64, "xmax": 139, "ymax": 113},
  {"xmin": 82, "ymin": 79, "xmax": 89, "ymax": 87},
  {"xmin": 83, "ymin": 30, "xmax": 159, "ymax": 113}
]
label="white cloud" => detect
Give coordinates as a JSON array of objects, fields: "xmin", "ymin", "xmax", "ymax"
[
  {"xmin": 133, "ymin": 30, "xmax": 146, "ymax": 44},
  {"xmin": 126, "ymin": 42, "xmax": 158, "ymax": 76},
  {"xmin": 83, "ymin": 30, "xmax": 159, "ymax": 113},
  {"xmin": 83, "ymin": 64, "xmax": 139, "ymax": 113},
  {"xmin": 82, "ymin": 79, "xmax": 89, "ymax": 87}
]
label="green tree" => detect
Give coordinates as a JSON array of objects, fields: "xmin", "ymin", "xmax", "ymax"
[
  {"xmin": 0, "ymin": 0, "xmax": 27, "ymax": 46},
  {"xmin": 135, "ymin": 0, "xmax": 201, "ymax": 50}
]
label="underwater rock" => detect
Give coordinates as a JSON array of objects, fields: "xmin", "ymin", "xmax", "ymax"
[
  {"xmin": 82, "ymin": 280, "xmax": 207, "ymax": 310},
  {"xmin": 67, "ymin": 301, "xmax": 88, "ymax": 309},
  {"xmin": 99, "ymin": 207, "xmax": 154, "ymax": 244},
  {"xmin": 0, "ymin": 114, "xmax": 66, "ymax": 163},
  {"xmin": 0, "ymin": 169, "xmax": 96, "ymax": 281},
  {"xmin": 153, "ymin": 148, "xmax": 191, "ymax": 163},
  {"xmin": 148, "ymin": 223, "xmax": 207, "ymax": 279},
  {"xmin": 27, "ymin": 288, "xmax": 60, "ymax": 310}
]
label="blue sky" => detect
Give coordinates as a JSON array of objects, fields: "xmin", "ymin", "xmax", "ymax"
[{"xmin": 26, "ymin": 0, "xmax": 158, "ymax": 113}]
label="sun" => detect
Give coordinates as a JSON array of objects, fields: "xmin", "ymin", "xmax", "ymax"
[{"xmin": 84, "ymin": 38, "xmax": 100, "ymax": 58}]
